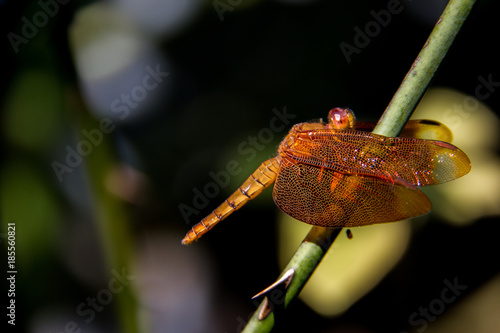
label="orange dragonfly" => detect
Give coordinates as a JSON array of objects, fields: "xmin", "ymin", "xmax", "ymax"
[{"xmin": 182, "ymin": 108, "xmax": 471, "ymax": 245}]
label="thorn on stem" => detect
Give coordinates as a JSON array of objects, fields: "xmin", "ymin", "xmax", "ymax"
[{"xmin": 251, "ymin": 268, "xmax": 295, "ymax": 320}]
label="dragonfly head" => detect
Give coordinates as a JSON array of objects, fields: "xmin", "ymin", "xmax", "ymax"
[{"xmin": 327, "ymin": 107, "xmax": 356, "ymax": 130}]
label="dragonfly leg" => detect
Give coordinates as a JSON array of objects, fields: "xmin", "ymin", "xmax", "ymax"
[{"xmin": 182, "ymin": 157, "xmax": 280, "ymax": 244}]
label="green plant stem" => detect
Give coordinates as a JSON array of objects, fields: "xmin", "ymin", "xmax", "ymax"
[
  {"xmin": 74, "ymin": 95, "xmax": 139, "ymax": 333},
  {"xmin": 373, "ymin": 0, "xmax": 476, "ymax": 137},
  {"xmin": 243, "ymin": 228, "xmax": 341, "ymax": 331},
  {"xmin": 242, "ymin": 0, "xmax": 476, "ymax": 331}
]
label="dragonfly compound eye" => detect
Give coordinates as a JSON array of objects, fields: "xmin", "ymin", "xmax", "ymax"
[{"xmin": 328, "ymin": 107, "xmax": 356, "ymax": 130}]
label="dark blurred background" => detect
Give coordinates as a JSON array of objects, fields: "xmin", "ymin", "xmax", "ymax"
[{"xmin": 1, "ymin": 0, "xmax": 500, "ymax": 332}]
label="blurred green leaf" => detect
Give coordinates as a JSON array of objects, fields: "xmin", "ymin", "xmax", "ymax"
[
  {"xmin": 1, "ymin": 159, "xmax": 61, "ymax": 268},
  {"xmin": 3, "ymin": 69, "xmax": 64, "ymax": 151}
]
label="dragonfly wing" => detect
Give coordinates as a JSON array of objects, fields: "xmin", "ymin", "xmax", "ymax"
[
  {"xmin": 399, "ymin": 120, "xmax": 453, "ymax": 141},
  {"xmin": 355, "ymin": 120, "xmax": 453, "ymax": 141},
  {"xmin": 273, "ymin": 157, "xmax": 431, "ymax": 227},
  {"xmin": 292, "ymin": 129, "xmax": 471, "ymax": 186},
  {"xmin": 375, "ymin": 135, "xmax": 471, "ymax": 185}
]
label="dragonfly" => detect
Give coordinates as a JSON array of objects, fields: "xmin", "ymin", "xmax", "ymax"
[{"xmin": 182, "ymin": 108, "xmax": 471, "ymax": 245}]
